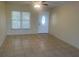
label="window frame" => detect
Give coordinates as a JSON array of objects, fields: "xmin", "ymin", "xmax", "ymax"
[{"xmin": 11, "ymin": 11, "xmax": 31, "ymax": 30}]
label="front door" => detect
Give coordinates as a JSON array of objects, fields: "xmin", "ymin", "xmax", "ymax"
[{"xmin": 38, "ymin": 12, "xmax": 49, "ymax": 33}]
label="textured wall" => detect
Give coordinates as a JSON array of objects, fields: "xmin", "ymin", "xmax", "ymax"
[{"xmin": 49, "ymin": 2, "xmax": 79, "ymax": 48}]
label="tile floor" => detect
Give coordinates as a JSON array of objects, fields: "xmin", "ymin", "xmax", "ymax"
[{"xmin": 0, "ymin": 34, "xmax": 79, "ymax": 57}]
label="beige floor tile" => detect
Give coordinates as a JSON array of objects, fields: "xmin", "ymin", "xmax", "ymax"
[{"xmin": 0, "ymin": 34, "xmax": 79, "ymax": 57}]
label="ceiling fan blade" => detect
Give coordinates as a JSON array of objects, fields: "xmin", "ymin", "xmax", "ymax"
[
  {"xmin": 42, "ymin": 1, "xmax": 46, "ymax": 3},
  {"xmin": 43, "ymin": 4, "xmax": 48, "ymax": 6}
]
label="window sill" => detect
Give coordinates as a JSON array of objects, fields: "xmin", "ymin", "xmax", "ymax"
[{"xmin": 11, "ymin": 29, "xmax": 30, "ymax": 30}]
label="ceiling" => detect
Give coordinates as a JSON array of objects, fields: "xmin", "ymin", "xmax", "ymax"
[{"xmin": 6, "ymin": 1, "xmax": 74, "ymax": 8}]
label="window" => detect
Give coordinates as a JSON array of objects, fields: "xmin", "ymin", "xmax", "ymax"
[
  {"xmin": 22, "ymin": 12, "xmax": 30, "ymax": 29},
  {"xmin": 11, "ymin": 11, "xmax": 31, "ymax": 29},
  {"xmin": 42, "ymin": 16, "xmax": 45, "ymax": 25}
]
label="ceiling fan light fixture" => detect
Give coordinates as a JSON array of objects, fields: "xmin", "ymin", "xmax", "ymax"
[{"xmin": 34, "ymin": 4, "xmax": 41, "ymax": 8}]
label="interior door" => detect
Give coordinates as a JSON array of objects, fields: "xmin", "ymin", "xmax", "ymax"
[{"xmin": 38, "ymin": 12, "xmax": 49, "ymax": 33}]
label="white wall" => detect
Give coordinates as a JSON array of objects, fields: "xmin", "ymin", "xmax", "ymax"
[
  {"xmin": 6, "ymin": 3, "xmax": 50, "ymax": 35},
  {"xmin": 0, "ymin": 2, "xmax": 6, "ymax": 47},
  {"xmin": 49, "ymin": 2, "xmax": 79, "ymax": 48},
  {"xmin": 6, "ymin": 3, "xmax": 39, "ymax": 35}
]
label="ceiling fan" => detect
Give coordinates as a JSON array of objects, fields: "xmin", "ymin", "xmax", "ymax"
[
  {"xmin": 33, "ymin": 1, "xmax": 48, "ymax": 7},
  {"xmin": 41, "ymin": 1, "xmax": 48, "ymax": 6}
]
